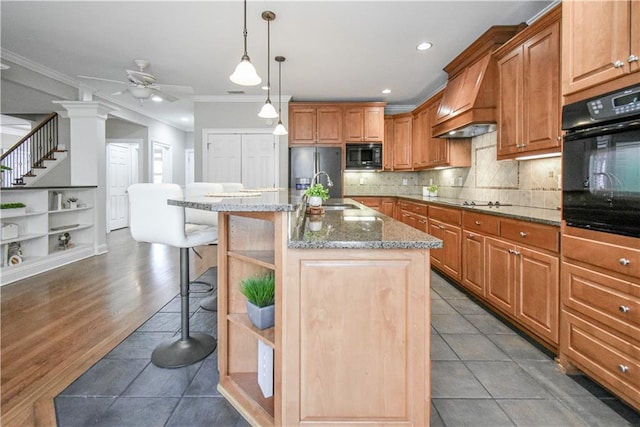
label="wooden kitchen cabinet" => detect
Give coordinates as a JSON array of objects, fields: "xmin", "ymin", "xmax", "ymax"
[
  {"xmin": 495, "ymin": 6, "xmax": 561, "ymax": 159},
  {"xmin": 391, "ymin": 113, "xmax": 413, "ymax": 170},
  {"xmin": 412, "ymin": 107, "xmax": 429, "ymax": 169},
  {"xmin": 344, "ymin": 104, "xmax": 385, "ymax": 143},
  {"xmin": 289, "ymin": 103, "xmax": 343, "ymax": 145},
  {"xmin": 462, "ymin": 212, "xmax": 500, "ymax": 297},
  {"xmin": 426, "ymin": 92, "xmax": 472, "ymax": 168},
  {"xmin": 428, "ymin": 205, "xmax": 462, "ymax": 282},
  {"xmin": 562, "ymin": 0, "xmax": 640, "ymax": 100},
  {"xmin": 383, "ymin": 116, "xmax": 394, "ymax": 170},
  {"xmin": 485, "ymin": 219, "xmax": 560, "ymax": 347},
  {"xmin": 352, "ymin": 197, "xmax": 396, "ymax": 218},
  {"xmin": 559, "ymin": 225, "xmax": 640, "ymax": 411},
  {"xmin": 396, "ymin": 199, "xmax": 428, "ymax": 232}
]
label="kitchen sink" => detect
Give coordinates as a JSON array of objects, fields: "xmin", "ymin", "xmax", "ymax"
[{"xmin": 322, "ymin": 203, "xmax": 361, "ymax": 210}]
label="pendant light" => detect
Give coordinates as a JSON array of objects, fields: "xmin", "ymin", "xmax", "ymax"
[
  {"xmin": 230, "ymin": 0, "xmax": 261, "ymax": 86},
  {"xmin": 273, "ymin": 56, "xmax": 288, "ymax": 135},
  {"xmin": 258, "ymin": 11, "xmax": 279, "ymax": 119}
]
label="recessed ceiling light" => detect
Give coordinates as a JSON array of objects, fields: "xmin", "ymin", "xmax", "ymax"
[
  {"xmin": 382, "ymin": 89, "xmax": 391, "ymax": 94},
  {"xmin": 151, "ymin": 95, "xmax": 163, "ymax": 102},
  {"xmin": 180, "ymin": 117, "xmax": 190, "ymax": 122},
  {"xmin": 261, "ymin": 85, "xmax": 269, "ymax": 91},
  {"xmin": 416, "ymin": 42, "xmax": 433, "ymax": 51}
]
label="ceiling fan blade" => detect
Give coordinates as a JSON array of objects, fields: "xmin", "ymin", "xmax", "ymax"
[
  {"xmin": 78, "ymin": 75, "xmax": 128, "ymax": 85},
  {"xmin": 152, "ymin": 89, "xmax": 179, "ymax": 103},
  {"xmin": 155, "ymin": 84, "xmax": 194, "ymax": 94},
  {"xmin": 112, "ymin": 90, "xmax": 125, "ymax": 96}
]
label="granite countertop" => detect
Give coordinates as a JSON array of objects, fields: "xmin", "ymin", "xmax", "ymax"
[
  {"xmin": 169, "ymin": 193, "xmax": 442, "ymax": 250},
  {"xmin": 352, "ymin": 194, "xmax": 561, "ymax": 226}
]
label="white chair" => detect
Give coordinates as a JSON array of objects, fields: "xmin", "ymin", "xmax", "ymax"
[
  {"xmin": 185, "ymin": 182, "xmax": 225, "ymax": 311},
  {"xmin": 128, "ymin": 183, "xmax": 217, "ymax": 368}
]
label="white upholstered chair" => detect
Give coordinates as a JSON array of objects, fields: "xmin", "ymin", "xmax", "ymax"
[
  {"xmin": 127, "ymin": 183, "xmax": 217, "ymax": 368},
  {"xmin": 184, "ymin": 182, "xmax": 225, "ymax": 311}
]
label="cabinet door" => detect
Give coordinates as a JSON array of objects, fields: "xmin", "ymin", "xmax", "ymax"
[
  {"xmin": 517, "ymin": 246, "xmax": 559, "ymax": 344},
  {"xmin": 363, "ymin": 107, "xmax": 385, "ymax": 142},
  {"xmin": 317, "ymin": 107, "xmax": 343, "ymax": 144},
  {"xmin": 497, "ymin": 46, "xmax": 523, "ymax": 158},
  {"xmin": 562, "ymin": 0, "xmax": 631, "ymax": 95},
  {"xmin": 522, "ymin": 21, "xmax": 561, "ymax": 154},
  {"xmin": 463, "ymin": 231, "xmax": 485, "ymax": 297},
  {"xmin": 383, "ymin": 117, "xmax": 394, "ymax": 170},
  {"xmin": 290, "ymin": 107, "xmax": 317, "ymax": 144},
  {"xmin": 632, "ymin": 0, "xmax": 640, "ymax": 74},
  {"xmin": 380, "ymin": 198, "xmax": 396, "ymax": 218},
  {"xmin": 486, "ymin": 237, "xmax": 517, "ymax": 315},
  {"xmin": 344, "ymin": 107, "xmax": 365, "ymax": 142},
  {"xmin": 429, "ymin": 221, "xmax": 445, "ymax": 270},
  {"xmin": 441, "ymin": 223, "xmax": 462, "ymax": 282},
  {"xmin": 412, "ymin": 112, "xmax": 423, "ymax": 169},
  {"xmin": 392, "ymin": 115, "xmax": 412, "ymax": 170}
]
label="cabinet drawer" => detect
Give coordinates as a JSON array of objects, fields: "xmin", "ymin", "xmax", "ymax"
[
  {"xmin": 563, "ymin": 263, "xmax": 640, "ymax": 339},
  {"xmin": 398, "ymin": 200, "xmax": 427, "ymax": 216},
  {"xmin": 563, "ymin": 234, "xmax": 640, "ymax": 279},
  {"xmin": 562, "ymin": 312, "xmax": 640, "ymax": 409},
  {"xmin": 429, "ymin": 205, "xmax": 461, "ymax": 226},
  {"xmin": 501, "ymin": 219, "xmax": 559, "ymax": 252},
  {"xmin": 463, "ymin": 212, "xmax": 500, "ymax": 236}
]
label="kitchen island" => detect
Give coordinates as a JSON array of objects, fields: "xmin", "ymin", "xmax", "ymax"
[{"xmin": 170, "ymin": 192, "xmax": 442, "ymax": 427}]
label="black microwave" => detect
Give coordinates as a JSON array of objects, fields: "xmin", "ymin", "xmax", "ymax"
[{"xmin": 345, "ymin": 143, "xmax": 383, "ymax": 171}]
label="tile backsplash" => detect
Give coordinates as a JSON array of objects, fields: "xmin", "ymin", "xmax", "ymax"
[{"xmin": 344, "ymin": 131, "xmax": 561, "ymax": 210}]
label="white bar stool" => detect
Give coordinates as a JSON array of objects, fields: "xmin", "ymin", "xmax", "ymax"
[{"xmin": 128, "ymin": 183, "xmax": 217, "ymax": 368}]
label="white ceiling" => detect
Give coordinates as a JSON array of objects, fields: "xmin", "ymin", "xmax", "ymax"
[{"xmin": 1, "ymin": 1, "xmax": 554, "ymax": 132}]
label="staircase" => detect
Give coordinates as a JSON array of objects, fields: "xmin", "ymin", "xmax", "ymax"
[{"xmin": 1, "ymin": 113, "xmax": 67, "ymax": 188}]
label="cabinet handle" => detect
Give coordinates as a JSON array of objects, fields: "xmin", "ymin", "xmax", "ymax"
[
  {"xmin": 619, "ymin": 258, "xmax": 630, "ymax": 266},
  {"xmin": 618, "ymin": 364, "xmax": 629, "ymax": 373},
  {"xmin": 557, "ymin": 135, "xmax": 562, "ymax": 141},
  {"xmin": 628, "ymin": 54, "xmax": 639, "ymax": 63},
  {"xmin": 439, "ymin": 225, "xmax": 446, "ymax": 230},
  {"xmin": 475, "ymin": 220, "xmax": 481, "ymax": 225},
  {"xmin": 614, "ymin": 60, "xmax": 625, "ymax": 68},
  {"xmin": 619, "ymin": 305, "xmax": 630, "ymax": 314},
  {"xmin": 519, "ymin": 231, "xmax": 528, "ymax": 237},
  {"xmin": 508, "ymin": 249, "xmax": 520, "ymax": 255},
  {"xmin": 468, "ymin": 233, "xmax": 475, "ymax": 238}
]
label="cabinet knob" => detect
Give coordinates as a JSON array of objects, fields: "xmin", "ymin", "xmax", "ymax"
[
  {"xmin": 628, "ymin": 54, "xmax": 639, "ymax": 63},
  {"xmin": 614, "ymin": 60, "xmax": 625, "ymax": 68},
  {"xmin": 519, "ymin": 231, "xmax": 528, "ymax": 237},
  {"xmin": 439, "ymin": 225, "xmax": 446, "ymax": 230},
  {"xmin": 557, "ymin": 135, "xmax": 562, "ymax": 141},
  {"xmin": 618, "ymin": 364, "xmax": 629, "ymax": 373},
  {"xmin": 619, "ymin": 305, "xmax": 630, "ymax": 314},
  {"xmin": 619, "ymin": 258, "xmax": 631, "ymax": 266},
  {"xmin": 508, "ymin": 249, "xmax": 520, "ymax": 255},
  {"xmin": 475, "ymin": 220, "xmax": 481, "ymax": 225},
  {"xmin": 468, "ymin": 233, "xmax": 475, "ymax": 238}
]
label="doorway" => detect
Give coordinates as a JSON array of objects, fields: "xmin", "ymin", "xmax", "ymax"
[
  {"xmin": 106, "ymin": 140, "xmax": 139, "ymax": 231},
  {"xmin": 152, "ymin": 141, "xmax": 172, "ymax": 183}
]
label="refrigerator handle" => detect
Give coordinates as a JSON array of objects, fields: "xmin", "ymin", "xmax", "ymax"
[{"xmin": 314, "ymin": 150, "xmax": 319, "ymax": 177}]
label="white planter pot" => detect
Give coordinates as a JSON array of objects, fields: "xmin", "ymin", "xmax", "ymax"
[
  {"xmin": 308, "ymin": 196, "xmax": 323, "ymax": 207},
  {"xmin": 0, "ymin": 207, "xmax": 26, "ymax": 217},
  {"xmin": 309, "ymin": 220, "xmax": 323, "ymax": 232}
]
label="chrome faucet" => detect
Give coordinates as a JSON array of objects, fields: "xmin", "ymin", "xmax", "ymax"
[{"xmin": 311, "ymin": 171, "xmax": 334, "ymax": 188}]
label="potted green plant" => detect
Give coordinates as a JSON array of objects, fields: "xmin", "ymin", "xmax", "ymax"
[
  {"xmin": 427, "ymin": 184, "xmax": 438, "ymax": 198},
  {"xmin": 304, "ymin": 183, "xmax": 330, "ymax": 207},
  {"xmin": 0, "ymin": 165, "xmax": 10, "ymax": 186},
  {"xmin": 0, "ymin": 202, "xmax": 26, "ymax": 216},
  {"xmin": 241, "ymin": 272, "xmax": 275, "ymax": 330}
]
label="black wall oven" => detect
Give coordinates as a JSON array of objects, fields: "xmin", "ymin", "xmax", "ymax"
[{"xmin": 562, "ymin": 83, "xmax": 640, "ymax": 238}]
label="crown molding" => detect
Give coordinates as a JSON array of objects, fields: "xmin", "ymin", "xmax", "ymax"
[
  {"xmin": 384, "ymin": 104, "xmax": 416, "ymax": 115},
  {"xmin": 1, "ymin": 48, "xmax": 79, "ymax": 87},
  {"xmin": 192, "ymin": 95, "xmax": 292, "ymax": 103}
]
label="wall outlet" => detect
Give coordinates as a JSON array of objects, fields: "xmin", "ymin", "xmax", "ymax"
[
  {"xmin": 402, "ymin": 178, "xmax": 408, "ymax": 186},
  {"xmin": 359, "ymin": 177, "xmax": 365, "ymax": 185}
]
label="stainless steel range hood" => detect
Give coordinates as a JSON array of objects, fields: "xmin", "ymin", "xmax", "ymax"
[{"xmin": 432, "ymin": 25, "xmax": 524, "ymax": 139}]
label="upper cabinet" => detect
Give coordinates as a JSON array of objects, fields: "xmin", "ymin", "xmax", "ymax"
[
  {"xmin": 495, "ymin": 5, "xmax": 561, "ymax": 159},
  {"xmin": 391, "ymin": 113, "xmax": 413, "ymax": 170},
  {"xmin": 344, "ymin": 104, "xmax": 385, "ymax": 143},
  {"xmin": 562, "ymin": 0, "xmax": 639, "ymax": 101},
  {"xmin": 383, "ymin": 116, "xmax": 394, "ymax": 171},
  {"xmin": 289, "ymin": 104, "xmax": 343, "ymax": 145},
  {"xmin": 411, "ymin": 106, "xmax": 429, "ymax": 169}
]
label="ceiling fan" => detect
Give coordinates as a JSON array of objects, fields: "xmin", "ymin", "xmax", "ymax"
[{"xmin": 78, "ymin": 59, "xmax": 193, "ymax": 105}]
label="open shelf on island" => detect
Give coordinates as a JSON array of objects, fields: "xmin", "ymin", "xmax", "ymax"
[
  {"xmin": 228, "ymin": 250, "xmax": 275, "ymax": 269},
  {"xmin": 227, "ymin": 313, "xmax": 275, "ymax": 347},
  {"xmin": 219, "ymin": 374, "xmax": 275, "ymax": 425}
]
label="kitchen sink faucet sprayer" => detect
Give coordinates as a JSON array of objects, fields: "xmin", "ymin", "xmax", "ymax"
[{"xmin": 311, "ymin": 171, "xmax": 333, "ymax": 188}]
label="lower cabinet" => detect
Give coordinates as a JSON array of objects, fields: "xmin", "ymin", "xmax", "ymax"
[
  {"xmin": 428, "ymin": 205, "xmax": 462, "ymax": 283},
  {"xmin": 351, "ymin": 196, "xmax": 396, "ymax": 218},
  {"xmin": 559, "ymin": 225, "xmax": 640, "ymax": 411},
  {"xmin": 485, "ymin": 235, "xmax": 559, "ymax": 346}
]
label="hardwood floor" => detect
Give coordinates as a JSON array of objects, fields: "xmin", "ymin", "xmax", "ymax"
[{"xmin": 1, "ymin": 229, "xmax": 185, "ymax": 426}]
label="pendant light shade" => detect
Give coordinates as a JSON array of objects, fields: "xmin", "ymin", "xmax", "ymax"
[
  {"xmin": 230, "ymin": 0, "xmax": 261, "ymax": 86},
  {"xmin": 273, "ymin": 56, "xmax": 288, "ymax": 135},
  {"xmin": 258, "ymin": 11, "xmax": 278, "ymax": 119}
]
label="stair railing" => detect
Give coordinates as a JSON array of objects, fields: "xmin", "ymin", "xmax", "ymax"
[{"xmin": 0, "ymin": 112, "xmax": 58, "ymax": 187}]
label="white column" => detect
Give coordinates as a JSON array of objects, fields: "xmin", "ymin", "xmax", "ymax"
[{"xmin": 52, "ymin": 101, "xmax": 114, "ymax": 185}]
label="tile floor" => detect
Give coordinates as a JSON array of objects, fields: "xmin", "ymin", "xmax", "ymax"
[{"xmin": 55, "ymin": 270, "xmax": 640, "ymax": 426}]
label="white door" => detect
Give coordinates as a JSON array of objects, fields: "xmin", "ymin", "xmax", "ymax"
[
  {"xmin": 185, "ymin": 149, "xmax": 195, "ymax": 185},
  {"xmin": 242, "ymin": 134, "xmax": 276, "ymax": 188},
  {"xmin": 107, "ymin": 143, "xmax": 132, "ymax": 231},
  {"xmin": 205, "ymin": 133, "xmax": 242, "ymax": 182},
  {"xmin": 153, "ymin": 142, "xmax": 172, "ymax": 183}
]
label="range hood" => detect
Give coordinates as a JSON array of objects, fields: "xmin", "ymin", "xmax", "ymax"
[{"xmin": 432, "ymin": 25, "xmax": 524, "ymax": 139}]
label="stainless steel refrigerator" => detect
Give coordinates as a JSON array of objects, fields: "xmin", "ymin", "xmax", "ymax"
[{"xmin": 289, "ymin": 146, "xmax": 343, "ymax": 199}]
